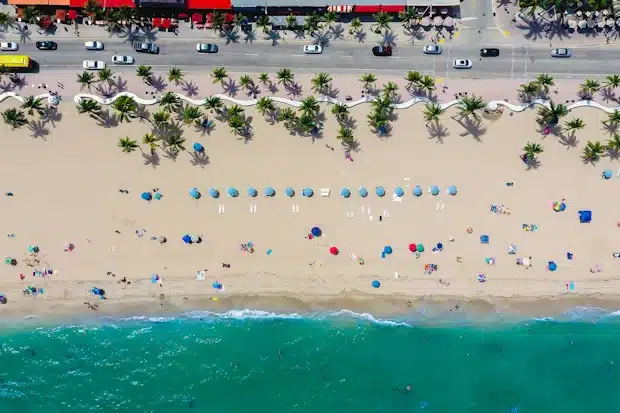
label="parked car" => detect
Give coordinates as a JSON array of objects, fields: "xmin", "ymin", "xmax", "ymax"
[
  {"xmin": 453, "ymin": 59, "xmax": 473, "ymax": 69},
  {"xmin": 551, "ymin": 48, "xmax": 572, "ymax": 58},
  {"xmin": 132, "ymin": 41, "xmax": 159, "ymax": 54},
  {"xmin": 422, "ymin": 44, "xmax": 442, "ymax": 55},
  {"xmin": 35, "ymin": 41, "xmax": 57, "ymax": 50},
  {"xmin": 303, "ymin": 44, "xmax": 323, "ymax": 54},
  {"xmin": 372, "ymin": 45, "xmax": 392, "ymax": 56},
  {"xmin": 196, "ymin": 43, "xmax": 219, "ymax": 53},
  {"xmin": 111, "ymin": 55, "xmax": 135, "ymax": 65},
  {"xmin": 0, "ymin": 42, "xmax": 18, "ymax": 51},
  {"xmin": 480, "ymin": 48, "xmax": 500, "ymax": 57},
  {"xmin": 83, "ymin": 60, "xmax": 106, "ymax": 70},
  {"xmin": 84, "ymin": 41, "xmax": 104, "ymax": 51}
]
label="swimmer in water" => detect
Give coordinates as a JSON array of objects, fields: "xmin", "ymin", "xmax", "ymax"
[{"xmin": 406, "ymin": 385, "xmax": 412, "ymax": 392}]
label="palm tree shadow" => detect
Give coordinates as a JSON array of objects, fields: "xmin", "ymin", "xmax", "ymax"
[
  {"xmin": 547, "ymin": 23, "xmax": 571, "ymax": 41},
  {"xmin": 244, "ymin": 30, "xmax": 256, "ymax": 44},
  {"xmin": 222, "ymin": 79, "xmax": 239, "ymax": 97},
  {"xmin": 247, "ymin": 83, "xmax": 261, "ymax": 97},
  {"xmin": 515, "ymin": 18, "xmax": 545, "ymax": 42},
  {"xmin": 343, "ymin": 139, "xmax": 361, "ymax": 153},
  {"xmin": 154, "ymin": 120, "xmax": 183, "ymax": 140},
  {"xmin": 312, "ymin": 30, "xmax": 331, "ymax": 47},
  {"xmin": 161, "ymin": 145, "xmax": 180, "ymax": 161},
  {"xmin": 404, "ymin": 27, "xmax": 425, "ymax": 44},
  {"xmin": 0, "ymin": 80, "xmax": 16, "ymax": 93},
  {"xmin": 181, "ymin": 81, "xmax": 199, "ymax": 97},
  {"xmin": 194, "ymin": 118, "xmax": 215, "ymax": 136},
  {"xmin": 427, "ymin": 121, "xmax": 449, "ymax": 144},
  {"xmin": 380, "ymin": 30, "xmax": 398, "ymax": 47},
  {"xmin": 599, "ymin": 87, "xmax": 617, "ymax": 103},
  {"xmin": 149, "ymin": 76, "xmax": 168, "ymax": 93},
  {"xmin": 265, "ymin": 30, "xmax": 280, "ymax": 46},
  {"xmin": 142, "ymin": 150, "xmax": 161, "ymax": 168},
  {"xmin": 110, "ymin": 76, "xmax": 128, "ymax": 93},
  {"xmin": 268, "ymin": 83, "xmax": 278, "ymax": 94},
  {"xmin": 354, "ymin": 30, "xmax": 367, "ymax": 43},
  {"xmin": 223, "ymin": 29, "xmax": 240, "ymax": 45},
  {"xmin": 330, "ymin": 24, "xmax": 345, "ymax": 40},
  {"xmin": 9, "ymin": 75, "xmax": 27, "ymax": 90},
  {"xmin": 558, "ymin": 132, "xmax": 579, "ymax": 150},
  {"xmin": 285, "ymin": 82, "xmax": 303, "ymax": 99},
  {"xmin": 28, "ymin": 120, "xmax": 49, "ymax": 140},
  {"xmin": 14, "ymin": 25, "xmax": 31, "ymax": 44},
  {"xmin": 607, "ymin": 148, "xmax": 620, "ymax": 160},
  {"xmin": 322, "ymin": 84, "xmax": 339, "ymax": 99},
  {"xmin": 135, "ymin": 104, "xmax": 150, "ymax": 123},
  {"xmin": 341, "ymin": 116, "xmax": 357, "ymax": 129},
  {"xmin": 602, "ymin": 121, "xmax": 618, "ymax": 136},
  {"xmin": 141, "ymin": 27, "xmax": 158, "ymax": 42},
  {"xmin": 41, "ymin": 106, "xmax": 62, "ymax": 126},
  {"xmin": 458, "ymin": 117, "xmax": 487, "ymax": 141},
  {"xmin": 583, "ymin": 29, "xmax": 601, "ymax": 39},
  {"xmin": 525, "ymin": 157, "xmax": 541, "ymax": 170},
  {"xmin": 97, "ymin": 109, "xmax": 119, "ymax": 128},
  {"xmin": 190, "ymin": 151, "xmax": 210, "ymax": 168},
  {"xmin": 294, "ymin": 29, "xmax": 306, "ymax": 40}
]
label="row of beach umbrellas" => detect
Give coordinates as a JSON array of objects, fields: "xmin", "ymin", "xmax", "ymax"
[
  {"xmin": 418, "ymin": 16, "xmax": 454, "ymax": 28},
  {"xmin": 185, "ymin": 186, "xmax": 458, "ymax": 199}
]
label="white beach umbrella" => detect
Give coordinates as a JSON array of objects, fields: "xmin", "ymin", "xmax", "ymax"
[
  {"xmin": 616, "ymin": 18, "xmax": 620, "ymax": 26},
  {"xmin": 433, "ymin": 16, "xmax": 443, "ymax": 26},
  {"xmin": 443, "ymin": 17, "xmax": 454, "ymax": 27},
  {"xmin": 587, "ymin": 19, "xmax": 596, "ymax": 28},
  {"xmin": 597, "ymin": 19, "xmax": 605, "ymax": 28},
  {"xmin": 578, "ymin": 19, "xmax": 587, "ymax": 28},
  {"xmin": 576, "ymin": 10, "xmax": 583, "ymax": 17},
  {"xmin": 603, "ymin": 9, "xmax": 609, "ymax": 15},
  {"xmin": 585, "ymin": 11, "xmax": 592, "ymax": 18},
  {"xmin": 421, "ymin": 17, "xmax": 431, "ymax": 26},
  {"xmin": 568, "ymin": 19, "xmax": 578, "ymax": 29},
  {"xmin": 607, "ymin": 18, "xmax": 615, "ymax": 27}
]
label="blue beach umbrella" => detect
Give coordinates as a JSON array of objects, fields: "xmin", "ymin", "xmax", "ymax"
[
  {"xmin": 285, "ymin": 187, "xmax": 295, "ymax": 197},
  {"xmin": 359, "ymin": 186, "xmax": 368, "ymax": 197},
  {"xmin": 431, "ymin": 185, "xmax": 440, "ymax": 196},
  {"xmin": 141, "ymin": 192, "xmax": 152, "ymax": 201},
  {"xmin": 265, "ymin": 186, "xmax": 276, "ymax": 197},
  {"xmin": 212, "ymin": 281, "xmax": 222, "ymax": 290},
  {"xmin": 603, "ymin": 169, "xmax": 612, "ymax": 179},
  {"xmin": 182, "ymin": 234, "xmax": 192, "ymax": 244},
  {"xmin": 383, "ymin": 245, "xmax": 393, "ymax": 255},
  {"xmin": 189, "ymin": 188, "xmax": 201, "ymax": 199},
  {"xmin": 372, "ymin": 280, "xmax": 381, "ymax": 288},
  {"xmin": 340, "ymin": 188, "xmax": 351, "ymax": 198},
  {"xmin": 548, "ymin": 261, "xmax": 558, "ymax": 271},
  {"xmin": 413, "ymin": 186, "xmax": 423, "ymax": 197},
  {"xmin": 248, "ymin": 186, "xmax": 258, "ymax": 197},
  {"xmin": 394, "ymin": 186, "xmax": 404, "ymax": 197},
  {"xmin": 311, "ymin": 227, "xmax": 322, "ymax": 237},
  {"xmin": 375, "ymin": 186, "xmax": 386, "ymax": 197},
  {"xmin": 448, "ymin": 185, "xmax": 457, "ymax": 195},
  {"xmin": 208, "ymin": 188, "xmax": 219, "ymax": 198},
  {"xmin": 303, "ymin": 187, "xmax": 314, "ymax": 197},
  {"xmin": 193, "ymin": 142, "xmax": 204, "ymax": 152},
  {"xmin": 227, "ymin": 187, "xmax": 239, "ymax": 198}
]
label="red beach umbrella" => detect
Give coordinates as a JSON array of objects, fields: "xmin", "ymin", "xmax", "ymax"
[
  {"xmin": 409, "ymin": 243, "xmax": 417, "ymax": 252},
  {"xmin": 329, "ymin": 246, "xmax": 339, "ymax": 255}
]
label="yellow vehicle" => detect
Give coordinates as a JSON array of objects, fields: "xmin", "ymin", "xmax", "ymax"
[{"xmin": 0, "ymin": 55, "xmax": 31, "ymax": 70}]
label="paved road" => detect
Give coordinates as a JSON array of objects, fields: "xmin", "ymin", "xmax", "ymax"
[{"xmin": 14, "ymin": 38, "xmax": 620, "ymax": 80}]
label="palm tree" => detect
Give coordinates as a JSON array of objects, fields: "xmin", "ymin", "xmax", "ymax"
[
  {"xmin": 142, "ymin": 133, "xmax": 160, "ymax": 153},
  {"xmin": 523, "ymin": 141, "xmax": 544, "ymax": 161},
  {"xmin": 563, "ymin": 117, "xmax": 585, "ymax": 133},
  {"xmin": 419, "ymin": 76, "xmax": 436, "ymax": 94},
  {"xmin": 372, "ymin": 11, "xmax": 392, "ymax": 33},
  {"xmin": 336, "ymin": 126, "xmax": 354, "ymax": 144},
  {"xmin": 298, "ymin": 113, "xmax": 316, "ymax": 135},
  {"xmin": 304, "ymin": 12, "xmax": 322, "ymax": 34},
  {"xmin": 77, "ymin": 71, "xmax": 96, "ymax": 91},
  {"xmin": 152, "ymin": 110, "xmax": 170, "ymax": 126},
  {"xmin": 349, "ymin": 17, "xmax": 362, "ymax": 34},
  {"xmin": 405, "ymin": 71, "xmax": 423, "ymax": 91},
  {"xmin": 136, "ymin": 65, "xmax": 153, "ymax": 84},
  {"xmin": 2, "ymin": 108, "xmax": 28, "ymax": 129},
  {"xmin": 285, "ymin": 14, "xmax": 297, "ymax": 29},
  {"xmin": 232, "ymin": 13, "xmax": 247, "ymax": 27},
  {"xmin": 76, "ymin": 98, "xmax": 102, "ymax": 120},
  {"xmin": 204, "ymin": 96, "xmax": 224, "ymax": 113},
  {"xmin": 228, "ymin": 104, "xmax": 245, "ymax": 118},
  {"xmin": 581, "ymin": 140, "xmax": 605, "ymax": 164},
  {"xmin": 111, "ymin": 95, "xmax": 138, "ymax": 123},
  {"xmin": 323, "ymin": 11, "xmax": 338, "ymax": 27},
  {"xmin": 21, "ymin": 96, "xmax": 45, "ymax": 117},
  {"xmin": 278, "ymin": 107, "xmax": 298, "ymax": 129},
  {"xmin": 97, "ymin": 68, "xmax": 114, "ymax": 86},
  {"xmin": 456, "ymin": 95, "xmax": 486, "ymax": 121},
  {"xmin": 182, "ymin": 106, "xmax": 203, "ymax": 126},
  {"xmin": 423, "ymin": 103, "xmax": 445, "ymax": 126},
  {"xmin": 604, "ymin": 74, "xmax": 620, "ymax": 90},
  {"xmin": 0, "ymin": 12, "xmax": 12, "ymax": 29},
  {"xmin": 211, "ymin": 67, "xmax": 228, "ymax": 84},
  {"xmin": 331, "ymin": 103, "xmax": 349, "ymax": 122},
  {"xmin": 398, "ymin": 7, "xmax": 419, "ymax": 29},
  {"xmin": 534, "ymin": 73, "xmax": 554, "ymax": 94},
  {"xmin": 259, "ymin": 72, "xmax": 270, "ymax": 85},
  {"xmin": 228, "ymin": 115, "xmax": 247, "ymax": 136},
  {"xmin": 602, "ymin": 110, "xmax": 620, "ymax": 133},
  {"xmin": 276, "ymin": 68, "xmax": 294, "ymax": 85},
  {"xmin": 256, "ymin": 97, "xmax": 276, "ymax": 117},
  {"xmin": 21, "ymin": 6, "xmax": 40, "ymax": 24},
  {"xmin": 536, "ymin": 101, "xmax": 568, "ymax": 126},
  {"xmin": 370, "ymin": 94, "xmax": 393, "ymax": 116},
  {"xmin": 239, "ymin": 75, "xmax": 254, "ymax": 90},
  {"xmin": 211, "ymin": 11, "xmax": 226, "ymax": 32},
  {"xmin": 367, "ymin": 110, "xmax": 389, "ymax": 134},
  {"xmin": 299, "ymin": 96, "xmax": 319, "ymax": 117},
  {"xmin": 168, "ymin": 68, "xmax": 184, "ymax": 85},
  {"xmin": 606, "ymin": 133, "xmax": 620, "ymax": 157},
  {"xmin": 579, "ymin": 79, "xmax": 600, "ymax": 99},
  {"xmin": 159, "ymin": 91, "xmax": 181, "ymax": 113},
  {"xmin": 382, "ymin": 82, "xmax": 399, "ymax": 98},
  {"xmin": 311, "ymin": 72, "xmax": 332, "ymax": 94},
  {"xmin": 518, "ymin": 82, "xmax": 539, "ymax": 102},
  {"xmin": 360, "ymin": 73, "xmax": 377, "ymax": 91},
  {"xmin": 256, "ymin": 15, "xmax": 271, "ymax": 33},
  {"xmin": 164, "ymin": 134, "xmax": 186, "ymax": 154},
  {"xmin": 118, "ymin": 137, "xmax": 138, "ymax": 153}
]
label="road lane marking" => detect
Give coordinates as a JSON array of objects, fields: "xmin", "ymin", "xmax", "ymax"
[
  {"xmin": 510, "ymin": 44, "xmax": 515, "ymax": 79},
  {"xmin": 460, "ymin": 17, "xmax": 479, "ymax": 21},
  {"xmin": 524, "ymin": 47, "xmax": 528, "ymax": 81},
  {"xmin": 291, "ymin": 54, "xmax": 304, "ymax": 57},
  {"xmin": 244, "ymin": 53, "xmax": 258, "ymax": 56}
]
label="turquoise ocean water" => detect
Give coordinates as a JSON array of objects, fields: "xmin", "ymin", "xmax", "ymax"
[{"xmin": 1, "ymin": 308, "xmax": 620, "ymax": 413}]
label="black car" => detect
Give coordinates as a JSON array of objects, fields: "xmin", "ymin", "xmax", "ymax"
[
  {"xmin": 480, "ymin": 48, "xmax": 500, "ymax": 57},
  {"xmin": 35, "ymin": 41, "xmax": 57, "ymax": 50},
  {"xmin": 372, "ymin": 45, "xmax": 392, "ymax": 57}
]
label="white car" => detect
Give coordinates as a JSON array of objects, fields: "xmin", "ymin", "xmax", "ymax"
[
  {"xmin": 453, "ymin": 59, "xmax": 473, "ymax": 69},
  {"xmin": 84, "ymin": 41, "xmax": 104, "ymax": 51},
  {"xmin": 423, "ymin": 44, "xmax": 442, "ymax": 55},
  {"xmin": 0, "ymin": 42, "xmax": 18, "ymax": 51},
  {"xmin": 111, "ymin": 55, "xmax": 135, "ymax": 65},
  {"xmin": 551, "ymin": 48, "xmax": 572, "ymax": 58},
  {"xmin": 303, "ymin": 44, "xmax": 323, "ymax": 54},
  {"xmin": 83, "ymin": 60, "xmax": 106, "ymax": 70}
]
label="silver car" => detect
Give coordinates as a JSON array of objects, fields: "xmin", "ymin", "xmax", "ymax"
[
  {"xmin": 112, "ymin": 55, "xmax": 135, "ymax": 65},
  {"xmin": 551, "ymin": 48, "xmax": 571, "ymax": 58},
  {"xmin": 423, "ymin": 44, "xmax": 442, "ymax": 55},
  {"xmin": 84, "ymin": 41, "xmax": 104, "ymax": 51},
  {"xmin": 453, "ymin": 59, "xmax": 473, "ymax": 69}
]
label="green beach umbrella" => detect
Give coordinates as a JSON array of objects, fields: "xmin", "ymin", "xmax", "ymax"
[{"xmin": 416, "ymin": 244, "xmax": 425, "ymax": 252}]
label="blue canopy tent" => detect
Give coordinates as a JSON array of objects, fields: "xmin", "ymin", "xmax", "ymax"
[
  {"xmin": 311, "ymin": 227, "xmax": 322, "ymax": 237},
  {"xmin": 303, "ymin": 187, "xmax": 314, "ymax": 197},
  {"xmin": 394, "ymin": 187, "xmax": 404, "ymax": 197},
  {"xmin": 448, "ymin": 185, "xmax": 457, "ymax": 195},
  {"xmin": 413, "ymin": 186, "xmax": 423, "ymax": 197},
  {"xmin": 182, "ymin": 234, "xmax": 192, "ymax": 244},
  {"xmin": 359, "ymin": 186, "xmax": 368, "ymax": 197},
  {"xmin": 141, "ymin": 192, "xmax": 152, "ymax": 201},
  {"xmin": 189, "ymin": 188, "xmax": 201, "ymax": 199},
  {"xmin": 248, "ymin": 186, "xmax": 258, "ymax": 197},
  {"xmin": 375, "ymin": 186, "xmax": 386, "ymax": 197},
  {"xmin": 193, "ymin": 142, "xmax": 204, "ymax": 152},
  {"xmin": 284, "ymin": 187, "xmax": 295, "ymax": 197},
  {"xmin": 430, "ymin": 185, "xmax": 440, "ymax": 196},
  {"xmin": 208, "ymin": 188, "xmax": 219, "ymax": 198},
  {"xmin": 340, "ymin": 188, "xmax": 351, "ymax": 198},
  {"xmin": 265, "ymin": 187, "xmax": 276, "ymax": 197},
  {"xmin": 603, "ymin": 169, "xmax": 612, "ymax": 179},
  {"xmin": 372, "ymin": 280, "xmax": 381, "ymax": 288},
  {"xmin": 578, "ymin": 210, "xmax": 592, "ymax": 223},
  {"xmin": 227, "ymin": 187, "xmax": 239, "ymax": 198}
]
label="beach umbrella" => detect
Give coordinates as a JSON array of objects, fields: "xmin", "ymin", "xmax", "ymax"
[
  {"xmin": 409, "ymin": 243, "xmax": 417, "ymax": 252},
  {"xmin": 264, "ymin": 186, "xmax": 276, "ymax": 197},
  {"xmin": 603, "ymin": 169, "xmax": 612, "ymax": 179},
  {"xmin": 189, "ymin": 188, "xmax": 201, "ymax": 199},
  {"xmin": 548, "ymin": 261, "xmax": 558, "ymax": 271},
  {"xmin": 421, "ymin": 16, "xmax": 431, "ymax": 26},
  {"xmin": 433, "ymin": 16, "xmax": 443, "ymax": 26},
  {"xmin": 578, "ymin": 19, "xmax": 587, "ymax": 28},
  {"xmin": 311, "ymin": 227, "xmax": 322, "ymax": 237},
  {"xmin": 285, "ymin": 187, "xmax": 295, "ymax": 197},
  {"xmin": 372, "ymin": 280, "xmax": 381, "ymax": 288},
  {"xmin": 383, "ymin": 245, "xmax": 393, "ymax": 255},
  {"xmin": 394, "ymin": 187, "xmax": 404, "ymax": 197},
  {"xmin": 193, "ymin": 142, "xmax": 204, "ymax": 152},
  {"xmin": 413, "ymin": 186, "xmax": 423, "ymax": 197},
  {"xmin": 141, "ymin": 192, "xmax": 152, "ymax": 201},
  {"xmin": 212, "ymin": 281, "xmax": 222, "ymax": 290},
  {"xmin": 416, "ymin": 243, "xmax": 425, "ymax": 252},
  {"xmin": 443, "ymin": 16, "xmax": 454, "ymax": 27},
  {"xmin": 359, "ymin": 186, "xmax": 368, "ymax": 197},
  {"xmin": 182, "ymin": 234, "xmax": 192, "ymax": 244},
  {"xmin": 190, "ymin": 235, "xmax": 200, "ymax": 243},
  {"xmin": 208, "ymin": 188, "xmax": 219, "ymax": 198},
  {"xmin": 430, "ymin": 185, "xmax": 440, "ymax": 196},
  {"xmin": 340, "ymin": 188, "xmax": 351, "ymax": 198},
  {"xmin": 248, "ymin": 186, "xmax": 258, "ymax": 197},
  {"xmin": 227, "ymin": 187, "xmax": 239, "ymax": 197},
  {"xmin": 436, "ymin": 242, "xmax": 444, "ymax": 251},
  {"xmin": 375, "ymin": 186, "xmax": 386, "ymax": 197},
  {"xmin": 606, "ymin": 18, "xmax": 615, "ymax": 27},
  {"xmin": 303, "ymin": 187, "xmax": 313, "ymax": 197},
  {"xmin": 448, "ymin": 185, "xmax": 457, "ymax": 195},
  {"xmin": 0, "ymin": 295, "xmax": 6, "ymax": 304},
  {"xmin": 329, "ymin": 246, "xmax": 339, "ymax": 255}
]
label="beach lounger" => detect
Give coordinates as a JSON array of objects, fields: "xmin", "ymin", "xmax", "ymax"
[{"xmin": 320, "ymin": 188, "xmax": 331, "ymax": 197}]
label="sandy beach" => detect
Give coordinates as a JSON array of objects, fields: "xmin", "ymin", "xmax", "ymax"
[{"xmin": 1, "ymin": 72, "xmax": 620, "ymax": 319}]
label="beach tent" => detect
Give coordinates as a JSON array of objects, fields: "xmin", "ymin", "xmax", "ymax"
[
  {"xmin": 340, "ymin": 188, "xmax": 351, "ymax": 198},
  {"xmin": 193, "ymin": 142, "xmax": 204, "ymax": 152},
  {"xmin": 329, "ymin": 246, "xmax": 339, "ymax": 255},
  {"xmin": 359, "ymin": 186, "xmax": 369, "ymax": 197},
  {"xmin": 285, "ymin": 187, "xmax": 295, "ymax": 197},
  {"xmin": 311, "ymin": 227, "xmax": 322, "ymax": 237},
  {"xmin": 208, "ymin": 188, "xmax": 219, "ymax": 198},
  {"xmin": 182, "ymin": 234, "xmax": 192, "ymax": 244},
  {"xmin": 394, "ymin": 187, "xmax": 404, "ymax": 197},
  {"xmin": 578, "ymin": 210, "xmax": 592, "ymax": 223},
  {"xmin": 413, "ymin": 186, "xmax": 423, "ymax": 197},
  {"xmin": 430, "ymin": 185, "xmax": 440, "ymax": 196},
  {"xmin": 227, "ymin": 187, "xmax": 239, "ymax": 198},
  {"xmin": 248, "ymin": 187, "xmax": 258, "ymax": 197},
  {"xmin": 376, "ymin": 186, "xmax": 386, "ymax": 197},
  {"xmin": 189, "ymin": 188, "xmax": 201, "ymax": 199},
  {"xmin": 141, "ymin": 192, "xmax": 152, "ymax": 201},
  {"xmin": 372, "ymin": 280, "xmax": 380, "ymax": 288},
  {"xmin": 448, "ymin": 185, "xmax": 457, "ymax": 195},
  {"xmin": 480, "ymin": 235, "xmax": 490, "ymax": 244},
  {"xmin": 212, "ymin": 281, "xmax": 222, "ymax": 290},
  {"xmin": 265, "ymin": 187, "xmax": 276, "ymax": 197},
  {"xmin": 303, "ymin": 187, "xmax": 314, "ymax": 197}
]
